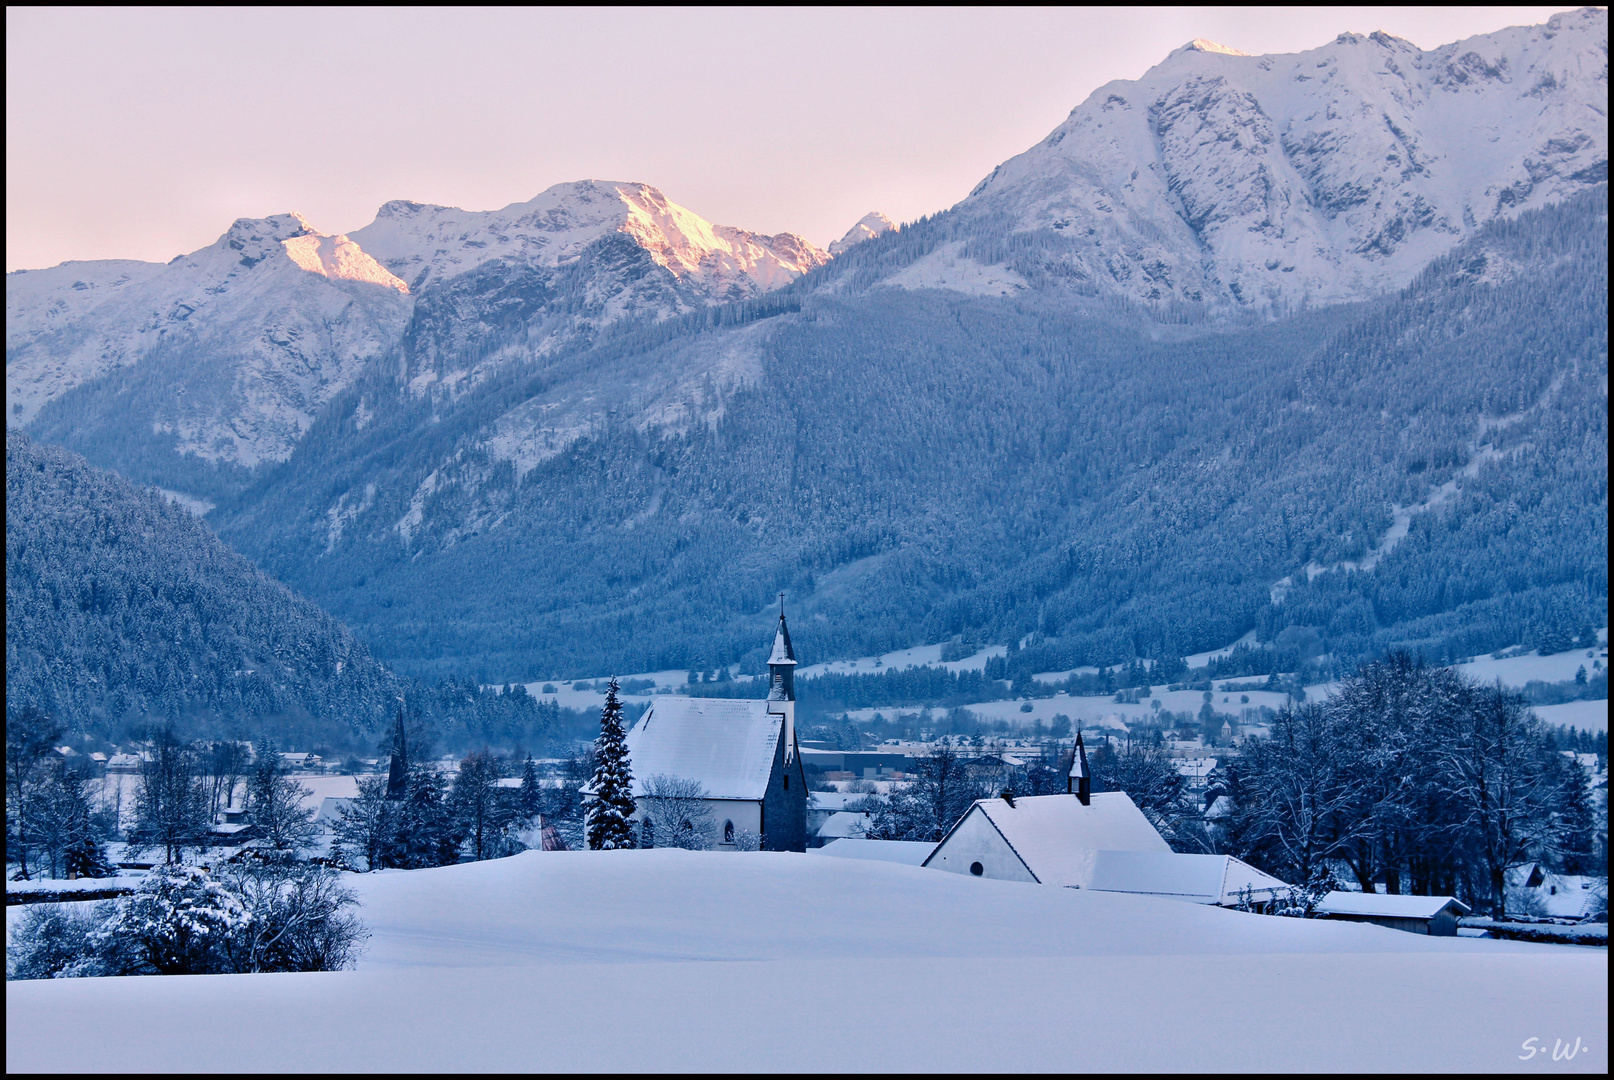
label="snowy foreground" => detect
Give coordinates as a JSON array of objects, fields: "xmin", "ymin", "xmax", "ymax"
[{"xmin": 8, "ymin": 851, "xmax": 1606, "ymax": 1073}]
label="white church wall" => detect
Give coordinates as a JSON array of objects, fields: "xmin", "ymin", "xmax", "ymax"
[
  {"xmin": 925, "ymin": 807, "xmax": 1038, "ymax": 883},
  {"xmin": 708, "ymin": 799, "xmax": 761, "ymax": 847}
]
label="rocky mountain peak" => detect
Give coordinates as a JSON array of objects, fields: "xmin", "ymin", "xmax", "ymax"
[
  {"xmin": 950, "ymin": 8, "xmax": 1607, "ymax": 313},
  {"xmin": 829, "ymin": 211, "xmax": 897, "ymax": 256}
]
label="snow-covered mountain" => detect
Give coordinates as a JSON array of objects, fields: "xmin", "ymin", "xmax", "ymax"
[
  {"xmin": 353, "ymin": 180, "xmax": 828, "ymax": 298},
  {"xmin": 6, "ymin": 213, "xmax": 410, "ymax": 466},
  {"xmin": 829, "ymin": 212, "xmax": 897, "ymax": 256},
  {"xmin": 937, "ymin": 7, "xmax": 1606, "ymax": 311},
  {"xmin": 7, "ymin": 184, "xmax": 827, "ymax": 471},
  {"xmin": 354, "ymin": 181, "xmax": 827, "ymax": 396}
]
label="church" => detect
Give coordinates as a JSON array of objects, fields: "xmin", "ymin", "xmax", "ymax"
[{"xmin": 623, "ymin": 607, "xmax": 808, "ymax": 852}]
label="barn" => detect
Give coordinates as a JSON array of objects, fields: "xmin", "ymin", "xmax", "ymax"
[{"xmin": 1315, "ymin": 892, "xmax": 1471, "ymax": 936}]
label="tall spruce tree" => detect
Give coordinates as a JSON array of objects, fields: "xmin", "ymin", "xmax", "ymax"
[
  {"xmin": 585, "ymin": 678, "xmax": 637, "ymax": 850},
  {"xmin": 518, "ymin": 753, "xmax": 541, "ymax": 821}
]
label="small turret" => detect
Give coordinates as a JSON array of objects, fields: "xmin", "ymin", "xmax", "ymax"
[
  {"xmin": 1068, "ymin": 731, "xmax": 1091, "ymax": 806},
  {"xmin": 768, "ymin": 594, "xmax": 797, "ymax": 703}
]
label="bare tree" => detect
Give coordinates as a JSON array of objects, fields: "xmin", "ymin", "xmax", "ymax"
[
  {"xmin": 245, "ymin": 739, "xmax": 317, "ymax": 851},
  {"xmin": 331, "ymin": 774, "xmax": 395, "ymax": 871},
  {"xmin": 1232, "ymin": 703, "xmax": 1373, "ymax": 884},
  {"xmin": 6, "ymin": 705, "xmax": 62, "ymax": 880},
  {"xmin": 639, "ymin": 775, "xmax": 715, "ymax": 850},
  {"xmin": 869, "ymin": 744, "xmax": 993, "ymax": 842},
  {"xmin": 1438, "ymin": 684, "xmax": 1564, "ymax": 917},
  {"xmin": 216, "ymin": 852, "xmax": 368, "ymax": 973},
  {"xmin": 127, "ymin": 729, "xmax": 211, "ymax": 864}
]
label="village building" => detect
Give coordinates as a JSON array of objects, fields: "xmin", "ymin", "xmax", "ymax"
[
  {"xmin": 1506, "ymin": 863, "xmax": 1608, "ymax": 919},
  {"xmin": 1314, "ymin": 892, "xmax": 1470, "ymax": 936},
  {"xmin": 1086, "ymin": 850, "xmax": 1290, "ymax": 908},
  {"xmin": 813, "ymin": 809, "xmax": 872, "ymax": 846},
  {"xmin": 923, "ymin": 788, "xmax": 1173, "ymax": 886},
  {"xmin": 624, "ymin": 607, "xmax": 807, "ymax": 852},
  {"xmin": 924, "ymin": 734, "xmax": 1291, "ymax": 906}
]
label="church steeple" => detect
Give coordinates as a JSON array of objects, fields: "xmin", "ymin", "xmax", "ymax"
[
  {"xmin": 1068, "ymin": 731, "xmax": 1091, "ymax": 805},
  {"xmin": 767, "ymin": 593, "xmax": 797, "ymax": 703},
  {"xmin": 386, "ymin": 707, "xmax": 409, "ymax": 801}
]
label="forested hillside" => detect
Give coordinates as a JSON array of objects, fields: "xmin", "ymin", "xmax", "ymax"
[
  {"xmin": 5, "ymin": 433, "xmax": 567, "ymax": 748},
  {"xmin": 213, "ymin": 188, "xmax": 1608, "ymax": 681}
]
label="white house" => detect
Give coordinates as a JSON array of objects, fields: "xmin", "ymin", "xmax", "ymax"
[
  {"xmin": 922, "ymin": 790, "xmax": 1172, "ymax": 886},
  {"xmin": 924, "ymin": 733, "xmax": 1291, "ymax": 904},
  {"xmin": 1506, "ymin": 863, "xmax": 1608, "ymax": 919},
  {"xmin": 623, "ymin": 608, "xmax": 807, "ymax": 851}
]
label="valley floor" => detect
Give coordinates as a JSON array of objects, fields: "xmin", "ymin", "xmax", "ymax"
[{"xmin": 7, "ymin": 851, "xmax": 1606, "ymax": 1072}]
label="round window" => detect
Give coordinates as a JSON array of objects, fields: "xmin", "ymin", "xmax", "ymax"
[{"xmin": 970, "ymin": 861, "xmax": 984, "ymax": 876}]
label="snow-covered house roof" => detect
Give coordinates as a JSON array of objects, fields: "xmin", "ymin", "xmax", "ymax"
[
  {"xmin": 816, "ymin": 810, "xmax": 871, "ymax": 840},
  {"xmin": 1316, "ymin": 892, "xmax": 1470, "ymax": 919},
  {"xmin": 1176, "ymin": 758, "xmax": 1218, "ymax": 779},
  {"xmin": 926, "ymin": 793, "xmax": 1170, "ymax": 887},
  {"xmin": 1087, "ymin": 851, "xmax": 1290, "ymax": 905},
  {"xmin": 625, "ymin": 696, "xmax": 783, "ymax": 801},
  {"xmin": 809, "ymin": 790, "xmax": 878, "ymax": 812},
  {"xmin": 812, "ymin": 838, "xmax": 935, "ymax": 865},
  {"xmin": 1204, "ymin": 795, "xmax": 1234, "ymax": 820},
  {"xmin": 316, "ymin": 796, "xmax": 355, "ymax": 826}
]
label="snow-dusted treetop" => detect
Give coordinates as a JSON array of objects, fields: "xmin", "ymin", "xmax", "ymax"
[
  {"xmin": 351, "ymin": 180, "xmax": 829, "ymax": 298},
  {"xmin": 955, "ymin": 6, "xmax": 1609, "ymax": 311},
  {"xmin": 828, "ymin": 211, "xmax": 897, "ymax": 256}
]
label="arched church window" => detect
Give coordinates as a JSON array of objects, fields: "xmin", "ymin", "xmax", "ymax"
[{"xmin": 723, "ymin": 820, "xmax": 735, "ymax": 844}]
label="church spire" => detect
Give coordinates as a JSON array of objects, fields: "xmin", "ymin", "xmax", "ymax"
[
  {"xmin": 1068, "ymin": 731, "xmax": 1091, "ymax": 805},
  {"xmin": 768, "ymin": 593, "xmax": 797, "ymax": 702},
  {"xmin": 386, "ymin": 706, "xmax": 409, "ymax": 801}
]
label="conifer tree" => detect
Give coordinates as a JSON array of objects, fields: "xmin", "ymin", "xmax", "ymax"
[
  {"xmin": 585, "ymin": 677, "xmax": 637, "ymax": 850},
  {"xmin": 518, "ymin": 753, "xmax": 541, "ymax": 820}
]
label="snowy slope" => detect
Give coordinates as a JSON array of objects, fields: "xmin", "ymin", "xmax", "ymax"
[
  {"xmin": 6, "ymin": 214, "xmax": 410, "ymax": 467},
  {"xmin": 7, "ymin": 852, "xmax": 1605, "ymax": 1072},
  {"xmin": 948, "ymin": 7, "xmax": 1607, "ymax": 311}
]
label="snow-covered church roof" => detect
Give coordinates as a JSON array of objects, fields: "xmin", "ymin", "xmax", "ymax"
[{"xmin": 625, "ymin": 697, "xmax": 783, "ymax": 801}]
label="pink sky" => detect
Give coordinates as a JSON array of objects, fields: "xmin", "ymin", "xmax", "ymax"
[{"xmin": 5, "ymin": 6, "xmax": 1581, "ymax": 271}]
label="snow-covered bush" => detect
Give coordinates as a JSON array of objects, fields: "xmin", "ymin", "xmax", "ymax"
[
  {"xmin": 7, "ymin": 860, "xmax": 367, "ymax": 980},
  {"xmin": 7, "ymin": 902, "xmax": 116, "ymax": 980},
  {"xmin": 216, "ymin": 853, "xmax": 368, "ymax": 973},
  {"xmin": 107, "ymin": 864, "xmax": 251, "ymax": 974}
]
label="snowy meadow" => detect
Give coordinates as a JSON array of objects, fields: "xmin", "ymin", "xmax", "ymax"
[{"xmin": 8, "ymin": 849, "xmax": 1605, "ymax": 1072}]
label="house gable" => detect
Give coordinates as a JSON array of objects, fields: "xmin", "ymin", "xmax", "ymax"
[{"xmin": 923, "ymin": 804, "xmax": 1039, "ymax": 883}]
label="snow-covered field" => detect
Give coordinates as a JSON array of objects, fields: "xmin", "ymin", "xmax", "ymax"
[
  {"xmin": 1457, "ymin": 643, "xmax": 1608, "ymax": 689},
  {"xmin": 8, "ymin": 851, "xmax": 1604, "ymax": 1072},
  {"xmin": 1533, "ymin": 699, "xmax": 1609, "ymax": 733}
]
